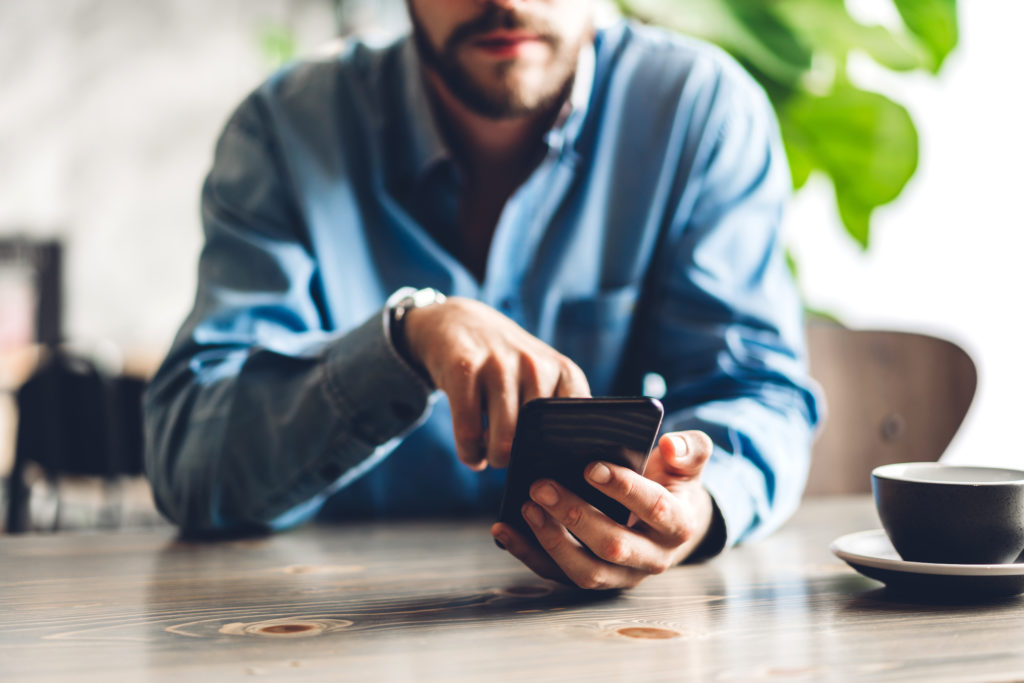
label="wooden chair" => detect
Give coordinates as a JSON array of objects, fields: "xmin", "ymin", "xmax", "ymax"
[{"xmin": 803, "ymin": 320, "xmax": 977, "ymax": 496}]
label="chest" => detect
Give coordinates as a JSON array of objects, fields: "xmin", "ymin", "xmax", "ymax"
[{"xmin": 456, "ymin": 181, "xmax": 510, "ymax": 282}]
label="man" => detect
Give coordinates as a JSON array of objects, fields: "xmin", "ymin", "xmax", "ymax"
[{"xmin": 144, "ymin": 0, "xmax": 820, "ymax": 590}]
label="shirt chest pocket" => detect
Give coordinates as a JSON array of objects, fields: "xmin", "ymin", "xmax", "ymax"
[{"xmin": 552, "ymin": 285, "xmax": 639, "ymax": 394}]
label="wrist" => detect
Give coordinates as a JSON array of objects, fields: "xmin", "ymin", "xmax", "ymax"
[
  {"xmin": 687, "ymin": 490, "xmax": 727, "ymax": 562},
  {"xmin": 386, "ymin": 287, "xmax": 446, "ymax": 387}
]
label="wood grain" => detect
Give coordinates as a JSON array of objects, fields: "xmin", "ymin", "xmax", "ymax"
[{"xmin": 2, "ymin": 497, "xmax": 1023, "ymax": 682}]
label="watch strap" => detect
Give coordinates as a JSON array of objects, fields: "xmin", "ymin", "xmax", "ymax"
[{"xmin": 386, "ymin": 287, "xmax": 446, "ymax": 388}]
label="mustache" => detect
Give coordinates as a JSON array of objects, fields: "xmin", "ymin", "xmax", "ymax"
[{"xmin": 445, "ymin": 5, "xmax": 559, "ymax": 51}]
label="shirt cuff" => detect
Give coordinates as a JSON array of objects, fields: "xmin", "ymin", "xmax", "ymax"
[
  {"xmin": 699, "ymin": 447, "xmax": 760, "ymax": 550},
  {"xmin": 322, "ymin": 307, "xmax": 435, "ymax": 447},
  {"xmin": 686, "ymin": 492, "xmax": 728, "ymax": 562}
]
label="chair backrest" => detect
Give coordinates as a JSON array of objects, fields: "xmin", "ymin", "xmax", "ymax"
[{"xmin": 803, "ymin": 321, "xmax": 977, "ymax": 496}]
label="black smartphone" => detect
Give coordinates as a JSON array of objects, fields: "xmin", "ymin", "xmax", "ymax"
[{"xmin": 497, "ymin": 397, "xmax": 664, "ymax": 545}]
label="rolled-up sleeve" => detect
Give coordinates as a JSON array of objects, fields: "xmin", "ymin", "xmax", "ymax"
[
  {"xmin": 143, "ymin": 93, "xmax": 433, "ymax": 536},
  {"xmin": 647, "ymin": 59, "xmax": 822, "ymax": 550}
]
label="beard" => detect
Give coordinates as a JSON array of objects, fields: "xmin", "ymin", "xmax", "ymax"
[{"xmin": 409, "ymin": 4, "xmax": 582, "ymax": 120}]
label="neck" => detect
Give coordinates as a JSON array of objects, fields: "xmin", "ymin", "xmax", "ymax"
[{"xmin": 422, "ymin": 69, "xmax": 564, "ymax": 178}]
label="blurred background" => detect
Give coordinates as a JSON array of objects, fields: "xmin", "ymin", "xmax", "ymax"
[{"xmin": 1, "ymin": 0, "xmax": 1021, "ymax": 530}]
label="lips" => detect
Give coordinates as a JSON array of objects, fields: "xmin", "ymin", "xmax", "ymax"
[{"xmin": 471, "ymin": 31, "xmax": 546, "ymax": 58}]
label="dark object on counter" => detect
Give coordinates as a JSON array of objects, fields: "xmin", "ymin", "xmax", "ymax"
[{"xmin": 5, "ymin": 351, "xmax": 145, "ymax": 532}]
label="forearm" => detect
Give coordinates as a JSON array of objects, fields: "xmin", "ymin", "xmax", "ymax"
[{"xmin": 144, "ymin": 309, "xmax": 433, "ymax": 536}]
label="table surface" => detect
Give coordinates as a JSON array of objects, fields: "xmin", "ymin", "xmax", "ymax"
[{"xmin": 2, "ymin": 496, "xmax": 1022, "ymax": 682}]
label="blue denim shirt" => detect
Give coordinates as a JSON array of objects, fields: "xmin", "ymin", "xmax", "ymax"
[{"xmin": 144, "ymin": 22, "xmax": 821, "ymax": 547}]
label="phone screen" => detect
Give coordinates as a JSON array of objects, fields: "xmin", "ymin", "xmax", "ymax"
[{"xmin": 497, "ymin": 397, "xmax": 664, "ymax": 544}]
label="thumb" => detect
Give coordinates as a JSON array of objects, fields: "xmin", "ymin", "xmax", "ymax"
[{"xmin": 658, "ymin": 431, "xmax": 712, "ymax": 478}]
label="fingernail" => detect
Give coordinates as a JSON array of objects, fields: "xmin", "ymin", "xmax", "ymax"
[
  {"xmin": 588, "ymin": 462, "xmax": 612, "ymax": 484},
  {"xmin": 532, "ymin": 483, "xmax": 559, "ymax": 507},
  {"xmin": 670, "ymin": 435, "xmax": 689, "ymax": 464},
  {"xmin": 523, "ymin": 503, "xmax": 545, "ymax": 527},
  {"xmin": 494, "ymin": 534, "xmax": 508, "ymax": 550}
]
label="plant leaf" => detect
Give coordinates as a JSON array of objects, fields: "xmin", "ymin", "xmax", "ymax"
[
  {"xmin": 617, "ymin": 0, "xmax": 950, "ymax": 256},
  {"xmin": 720, "ymin": 0, "xmax": 812, "ymax": 72},
  {"xmin": 782, "ymin": 86, "xmax": 918, "ymax": 248},
  {"xmin": 780, "ymin": 117, "xmax": 814, "ymax": 190},
  {"xmin": 259, "ymin": 25, "xmax": 298, "ymax": 68},
  {"xmin": 620, "ymin": 0, "xmax": 810, "ymax": 85},
  {"xmin": 785, "ymin": 248, "xmax": 800, "ymax": 280},
  {"xmin": 775, "ymin": 0, "xmax": 926, "ymax": 73},
  {"xmin": 836, "ymin": 192, "xmax": 873, "ymax": 249},
  {"xmin": 893, "ymin": 0, "xmax": 959, "ymax": 72}
]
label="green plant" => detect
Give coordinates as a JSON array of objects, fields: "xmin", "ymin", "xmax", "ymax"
[
  {"xmin": 616, "ymin": 0, "xmax": 958, "ymax": 251},
  {"xmin": 259, "ymin": 24, "xmax": 299, "ymax": 67}
]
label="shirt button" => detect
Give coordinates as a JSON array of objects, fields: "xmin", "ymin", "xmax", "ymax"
[{"xmin": 498, "ymin": 298, "xmax": 514, "ymax": 313}]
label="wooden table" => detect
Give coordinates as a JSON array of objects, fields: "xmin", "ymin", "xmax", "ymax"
[{"xmin": 2, "ymin": 497, "xmax": 1022, "ymax": 682}]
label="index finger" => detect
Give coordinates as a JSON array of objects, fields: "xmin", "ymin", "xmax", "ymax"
[
  {"xmin": 584, "ymin": 462, "xmax": 689, "ymax": 545},
  {"xmin": 553, "ymin": 356, "xmax": 591, "ymax": 398},
  {"xmin": 444, "ymin": 363, "xmax": 487, "ymax": 471},
  {"xmin": 483, "ymin": 366, "xmax": 518, "ymax": 468}
]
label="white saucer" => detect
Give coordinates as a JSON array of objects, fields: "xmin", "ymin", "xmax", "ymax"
[{"xmin": 830, "ymin": 529, "xmax": 1024, "ymax": 598}]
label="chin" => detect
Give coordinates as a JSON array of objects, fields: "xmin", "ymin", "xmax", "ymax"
[{"xmin": 479, "ymin": 71, "xmax": 567, "ymax": 113}]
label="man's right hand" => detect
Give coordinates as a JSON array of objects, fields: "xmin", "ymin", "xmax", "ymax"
[{"xmin": 403, "ymin": 296, "xmax": 590, "ymax": 470}]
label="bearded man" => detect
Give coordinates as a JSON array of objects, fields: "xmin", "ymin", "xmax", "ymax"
[{"xmin": 145, "ymin": 0, "xmax": 820, "ymax": 590}]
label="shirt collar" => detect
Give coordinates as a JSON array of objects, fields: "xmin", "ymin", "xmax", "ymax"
[
  {"xmin": 399, "ymin": 36, "xmax": 597, "ymax": 183},
  {"xmin": 546, "ymin": 39, "xmax": 594, "ymax": 152},
  {"xmin": 400, "ymin": 38, "xmax": 451, "ymax": 182}
]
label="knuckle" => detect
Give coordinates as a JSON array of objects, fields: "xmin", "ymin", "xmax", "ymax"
[
  {"xmin": 572, "ymin": 362, "xmax": 589, "ymax": 384},
  {"xmin": 578, "ymin": 570, "xmax": 611, "ymax": 591},
  {"xmin": 566, "ymin": 363, "xmax": 590, "ymax": 394},
  {"xmin": 616, "ymin": 475, "xmax": 639, "ymax": 503},
  {"xmin": 519, "ymin": 352, "xmax": 540, "ymax": 377},
  {"xmin": 481, "ymin": 352, "xmax": 509, "ymax": 374},
  {"xmin": 599, "ymin": 537, "xmax": 629, "ymax": 565},
  {"xmin": 538, "ymin": 532, "xmax": 565, "ymax": 556},
  {"xmin": 668, "ymin": 522, "xmax": 693, "ymax": 547},
  {"xmin": 647, "ymin": 492, "xmax": 674, "ymax": 527},
  {"xmin": 479, "ymin": 354, "xmax": 503, "ymax": 378},
  {"xmin": 555, "ymin": 355, "xmax": 577, "ymax": 376},
  {"xmin": 648, "ymin": 557, "xmax": 671, "ymax": 575},
  {"xmin": 452, "ymin": 357, "xmax": 477, "ymax": 381},
  {"xmin": 563, "ymin": 505, "xmax": 583, "ymax": 530}
]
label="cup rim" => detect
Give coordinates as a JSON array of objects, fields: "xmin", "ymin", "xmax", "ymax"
[{"xmin": 872, "ymin": 462, "xmax": 1024, "ymax": 485}]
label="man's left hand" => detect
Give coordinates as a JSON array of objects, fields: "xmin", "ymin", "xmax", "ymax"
[{"xmin": 491, "ymin": 430, "xmax": 715, "ymax": 590}]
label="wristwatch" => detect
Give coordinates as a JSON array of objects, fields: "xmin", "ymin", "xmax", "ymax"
[{"xmin": 386, "ymin": 287, "xmax": 447, "ymax": 387}]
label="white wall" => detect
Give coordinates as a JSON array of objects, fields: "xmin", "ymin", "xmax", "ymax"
[
  {"xmin": 788, "ymin": 3, "xmax": 1024, "ymax": 469},
  {"xmin": 0, "ymin": 0, "xmax": 336, "ymax": 359},
  {"xmin": 2, "ymin": 1, "xmax": 1020, "ymax": 470}
]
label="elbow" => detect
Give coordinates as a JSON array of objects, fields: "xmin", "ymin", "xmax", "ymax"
[
  {"xmin": 143, "ymin": 385, "xmax": 266, "ymax": 538},
  {"xmin": 145, "ymin": 438, "xmax": 269, "ymax": 539}
]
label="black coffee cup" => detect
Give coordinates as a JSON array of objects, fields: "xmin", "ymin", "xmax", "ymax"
[{"xmin": 872, "ymin": 462, "xmax": 1024, "ymax": 564}]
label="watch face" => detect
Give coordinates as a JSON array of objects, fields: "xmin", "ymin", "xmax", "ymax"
[
  {"xmin": 390, "ymin": 288, "xmax": 446, "ymax": 325},
  {"xmin": 410, "ymin": 288, "xmax": 445, "ymax": 309}
]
